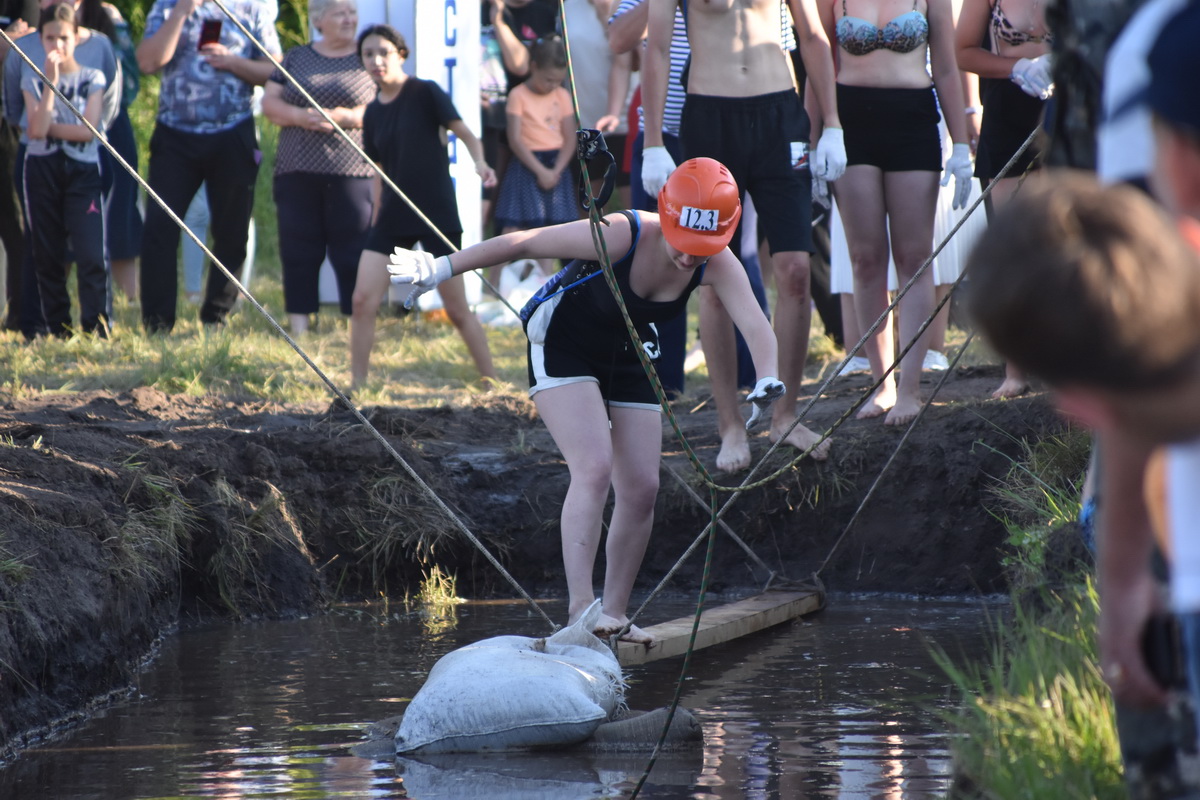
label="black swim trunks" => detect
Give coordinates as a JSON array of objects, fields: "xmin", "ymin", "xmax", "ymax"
[{"xmin": 680, "ymin": 89, "xmax": 814, "ymax": 255}]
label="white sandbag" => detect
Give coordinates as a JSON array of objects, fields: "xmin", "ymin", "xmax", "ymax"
[{"xmin": 395, "ymin": 601, "xmax": 625, "ymax": 753}]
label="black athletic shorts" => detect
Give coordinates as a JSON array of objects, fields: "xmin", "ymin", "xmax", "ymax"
[
  {"xmin": 838, "ymin": 83, "xmax": 942, "ymax": 172},
  {"xmin": 680, "ymin": 89, "xmax": 814, "ymax": 255},
  {"xmin": 363, "ymin": 228, "xmax": 461, "ymax": 259},
  {"xmin": 975, "ymin": 77, "xmax": 1045, "ymax": 182}
]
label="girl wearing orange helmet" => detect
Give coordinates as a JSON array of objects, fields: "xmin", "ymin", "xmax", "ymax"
[{"xmin": 388, "ymin": 158, "xmax": 785, "ymax": 643}]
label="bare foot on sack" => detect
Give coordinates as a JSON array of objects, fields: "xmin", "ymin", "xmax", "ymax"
[
  {"xmin": 594, "ymin": 614, "xmax": 655, "ymax": 645},
  {"xmin": 991, "ymin": 377, "xmax": 1029, "ymax": 399},
  {"xmin": 769, "ymin": 420, "xmax": 831, "ymax": 461},
  {"xmin": 884, "ymin": 394, "xmax": 922, "ymax": 426},
  {"xmin": 715, "ymin": 425, "xmax": 751, "ymax": 473},
  {"xmin": 856, "ymin": 381, "xmax": 896, "ymax": 420}
]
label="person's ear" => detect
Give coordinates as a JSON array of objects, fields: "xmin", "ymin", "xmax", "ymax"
[{"xmin": 1053, "ymin": 387, "xmax": 1116, "ymax": 430}]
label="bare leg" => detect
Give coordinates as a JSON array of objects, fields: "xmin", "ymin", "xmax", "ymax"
[
  {"xmin": 993, "ymin": 363, "xmax": 1030, "ymax": 398},
  {"xmin": 436, "ymin": 274, "xmax": 497, "ymax": 381},
  {"xmin": 111, "ymin": 258, "xmax": 137, "ymax": 301},
  {"xmin": 596, "ymin": 404, "xmax": 662, "ymax": 644},
  {"xmin": 836, "ymin": 165, "xmax": 897, "ymax": 420},
  {"xmin": 840, "ymin": 292, "xmax": 860, "ymax": 351},
  {"xmin": 769, "ymin": 250, "xmax": 830, "ymax": 460},
  {"xmin": 987, "ymin": 176, "xmax": 1031, "ymax": 399},
  {"xmin": 349, "ymin": 250, "xmax": 390, "ymax": 390},
  {"xmin": 698, "ymin": 285, "xmax": 750, "ymax": 472},
  {"xmin": 883, "ymin": 170, "xmax": 938, "ymax": 426},
  {"xmin": 929, "ymin": 284, "xmax": 952, "ymax": 355},
  {"xmin": 533, "ymin": 381, "xmax": 616, "ymax": 625}
]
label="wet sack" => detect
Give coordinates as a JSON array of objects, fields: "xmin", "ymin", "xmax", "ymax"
[{"xmin": 394, "ymin": 602, "xmax": 625, "ymax": 753}]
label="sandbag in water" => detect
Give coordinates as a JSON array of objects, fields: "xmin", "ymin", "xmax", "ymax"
[{"xmin": 395, "ymin": 601, "xmax": 625, "ymax": 753}]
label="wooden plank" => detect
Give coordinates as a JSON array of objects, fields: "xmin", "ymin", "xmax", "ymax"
[{"xmin": 615, "ymin": 588, "xmax": 824, "ymax": 666}]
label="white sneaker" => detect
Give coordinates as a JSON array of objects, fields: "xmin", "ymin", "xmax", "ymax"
[
  {"xmin": 923, "ymin": 350, "xmax": 950, "ymax": 371},
  {"xmin": 836, "ymin": 355, "xmax": 871, "ymax": 377}
]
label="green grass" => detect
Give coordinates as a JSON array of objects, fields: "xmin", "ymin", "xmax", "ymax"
[
  {"xmin": 0, "ymin": 547, "xmax": 33, "ymax": 583},
  {"xmin": 982, "ymin": 427, "xmax": 1092, "ymax": 589},
  {"xmin": 936, "ymin": 579, "xmax": 1124, "ymax": 799},
  {"xmin": 935, "ymin": 426, "xmax": 1121, "ymax": 798}
]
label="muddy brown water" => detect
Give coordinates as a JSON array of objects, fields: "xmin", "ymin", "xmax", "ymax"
[{"xmin": 0, "ymin": 593, "xmax": 995, "ymax": 799}]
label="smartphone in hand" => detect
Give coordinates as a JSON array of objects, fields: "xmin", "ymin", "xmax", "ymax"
[{"xmin": 198, "ymin": 19, "xmax": 222, "ymax": 50}]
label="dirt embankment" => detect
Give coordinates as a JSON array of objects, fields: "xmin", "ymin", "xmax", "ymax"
[{"xmin": 0, "ymin": 367, "xmax": 1066, "ymax": 758}]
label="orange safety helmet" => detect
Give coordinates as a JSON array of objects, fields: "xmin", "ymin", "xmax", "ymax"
[{"xmin": 657, "ymin": 157, "xmax": 742, "ymax": 258}]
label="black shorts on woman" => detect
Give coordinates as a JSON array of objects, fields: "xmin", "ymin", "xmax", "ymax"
[
  {"xmin": 837, "ymin": 83, "xmax": 942, "ymax": 172},
  {"xmin": 521, "ymin": 211, "xmax": 704, "ymax": 410},
  {"xmin": 974, "ymin": 77, "xmax": 1044, "ymax": 181}
]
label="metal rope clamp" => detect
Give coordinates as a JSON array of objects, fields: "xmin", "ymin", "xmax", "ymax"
[{"xmin": 576, "ymin": 128, "xmax": 616, "ymax": 214}]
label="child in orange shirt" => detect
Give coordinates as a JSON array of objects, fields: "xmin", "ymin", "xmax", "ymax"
[{"xmin": 493, "ymin": 36, "xmax": 576, "ymax": 236}]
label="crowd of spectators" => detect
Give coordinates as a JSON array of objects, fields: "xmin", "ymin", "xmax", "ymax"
[{"xmin": 0, "ymin": 0, "xmax": 1162, "ymax": 424}]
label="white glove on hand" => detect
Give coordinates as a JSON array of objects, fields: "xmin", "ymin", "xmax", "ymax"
[
  {"xmin": 813, "ymin": 128, "xmax": 847, "ymax": 182},
  {"xmin": 641, "ymin": 145, "xmax": 676, "ymax": 199},
  {"xmin": 387, "ymin": 248, "xmax": 453, "ymax": 309},
  {"xmin": 745, "ymin": 377, "xmax": 785, "ymax": 431},
  {"xmin": 1010, "ymin": 55, "xmax": 1054, "ymax": 100},
  {"xmin": 941, "ymin": 143, "xmax": 974, "ymax": 210},
  {"xmin": 812, "ymin": 174, "xmax": 831, "ymax": 210}
]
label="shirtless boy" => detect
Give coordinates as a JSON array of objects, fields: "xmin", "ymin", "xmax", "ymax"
[{"xmin": 642, "ymin": 0, "xmax": 845, "ymax": 472}]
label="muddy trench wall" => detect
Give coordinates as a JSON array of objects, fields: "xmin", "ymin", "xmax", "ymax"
[{"xmin": 0, "ymin": 387, "xmax": 1066, "ymax": 757}]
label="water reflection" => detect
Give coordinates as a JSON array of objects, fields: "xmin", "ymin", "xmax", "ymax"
[
  {"xmin": 394, "ymin": 751, "xmax": 704, "ymax": 799},
  {"xmin": 0, "ymin": 595, "xmax": 993, "ymax": 799}
]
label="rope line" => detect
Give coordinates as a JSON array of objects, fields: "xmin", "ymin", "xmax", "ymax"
[{"xmin": 0, "ymin": 22, "xmax": 557, "ymax": 632}]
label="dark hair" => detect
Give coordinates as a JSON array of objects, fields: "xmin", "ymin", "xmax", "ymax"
[
  {"xmin": 357, "ymin": 24, "xmax": 408, "ymax": 61},
  {"xmin": 529, "ymin": 35, "xmax": 566, "ymax": 71},
  {"xmin": 966, "ymin": 170, "xmax": 1200, "ymax": 391},
  {"xmin": 74, "ymin": 0, "xmax": 115, "ymax": 40},
  {"xmin": 38, "ymin": 3, "xmax": 77, "ymax": 33}
]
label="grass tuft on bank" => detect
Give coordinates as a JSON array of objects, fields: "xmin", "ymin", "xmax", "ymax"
[{"xmin": 940, "ymin": 428, "xmax": 1124, "ymax": 798}]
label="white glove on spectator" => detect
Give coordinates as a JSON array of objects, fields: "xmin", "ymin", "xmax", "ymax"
[
  {"xmin": 387, "ymin": 248, "xmax": 453, "ymax": 309},
  {"xmin": 1010, "ymin": 55, "xmax": 1054, "ymax": 100},
  {"xmin": 641, "ymin": 145, "xmax": 676, "ymax": 199},
  {"xmin": 745, "ymin": 377, "xmax": 785, "ymax": 430},
  {"xmin": 812, "ymin": 175, "xmax": 831, "ymax": 210},
  {"xmin": 813, "ymin": 128, "xmax": 847, "ymax": 182},
  {"xmin": 941, "ymin": 143, "xmax": 974, "ymax": 210}
]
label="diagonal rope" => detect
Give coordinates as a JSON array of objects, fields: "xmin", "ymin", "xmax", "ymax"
[
  {"xmin": 817, "ymin": 330, "xmax": 976, "ymax": 576},
  {"xmin": 0, "ymin": 23, "xmax": 557, "ymax": 632}
]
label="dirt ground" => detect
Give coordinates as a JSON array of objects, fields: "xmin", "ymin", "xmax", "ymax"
[{"xmin": 0, "ymin": 364, "xmax": 1067, "ymax": 758}]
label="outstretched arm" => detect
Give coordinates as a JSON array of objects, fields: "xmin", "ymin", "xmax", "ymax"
[
  {"xmin": 388, "ymin": 214, "xmax": 639, "ymax": 307},
  {"xmin": 702, "ymin": 249, "xmax": 779, "ymax": 378},
  {"xmin": 447, "ymin": 214, "xmax": 637, "ymax": 276}
]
